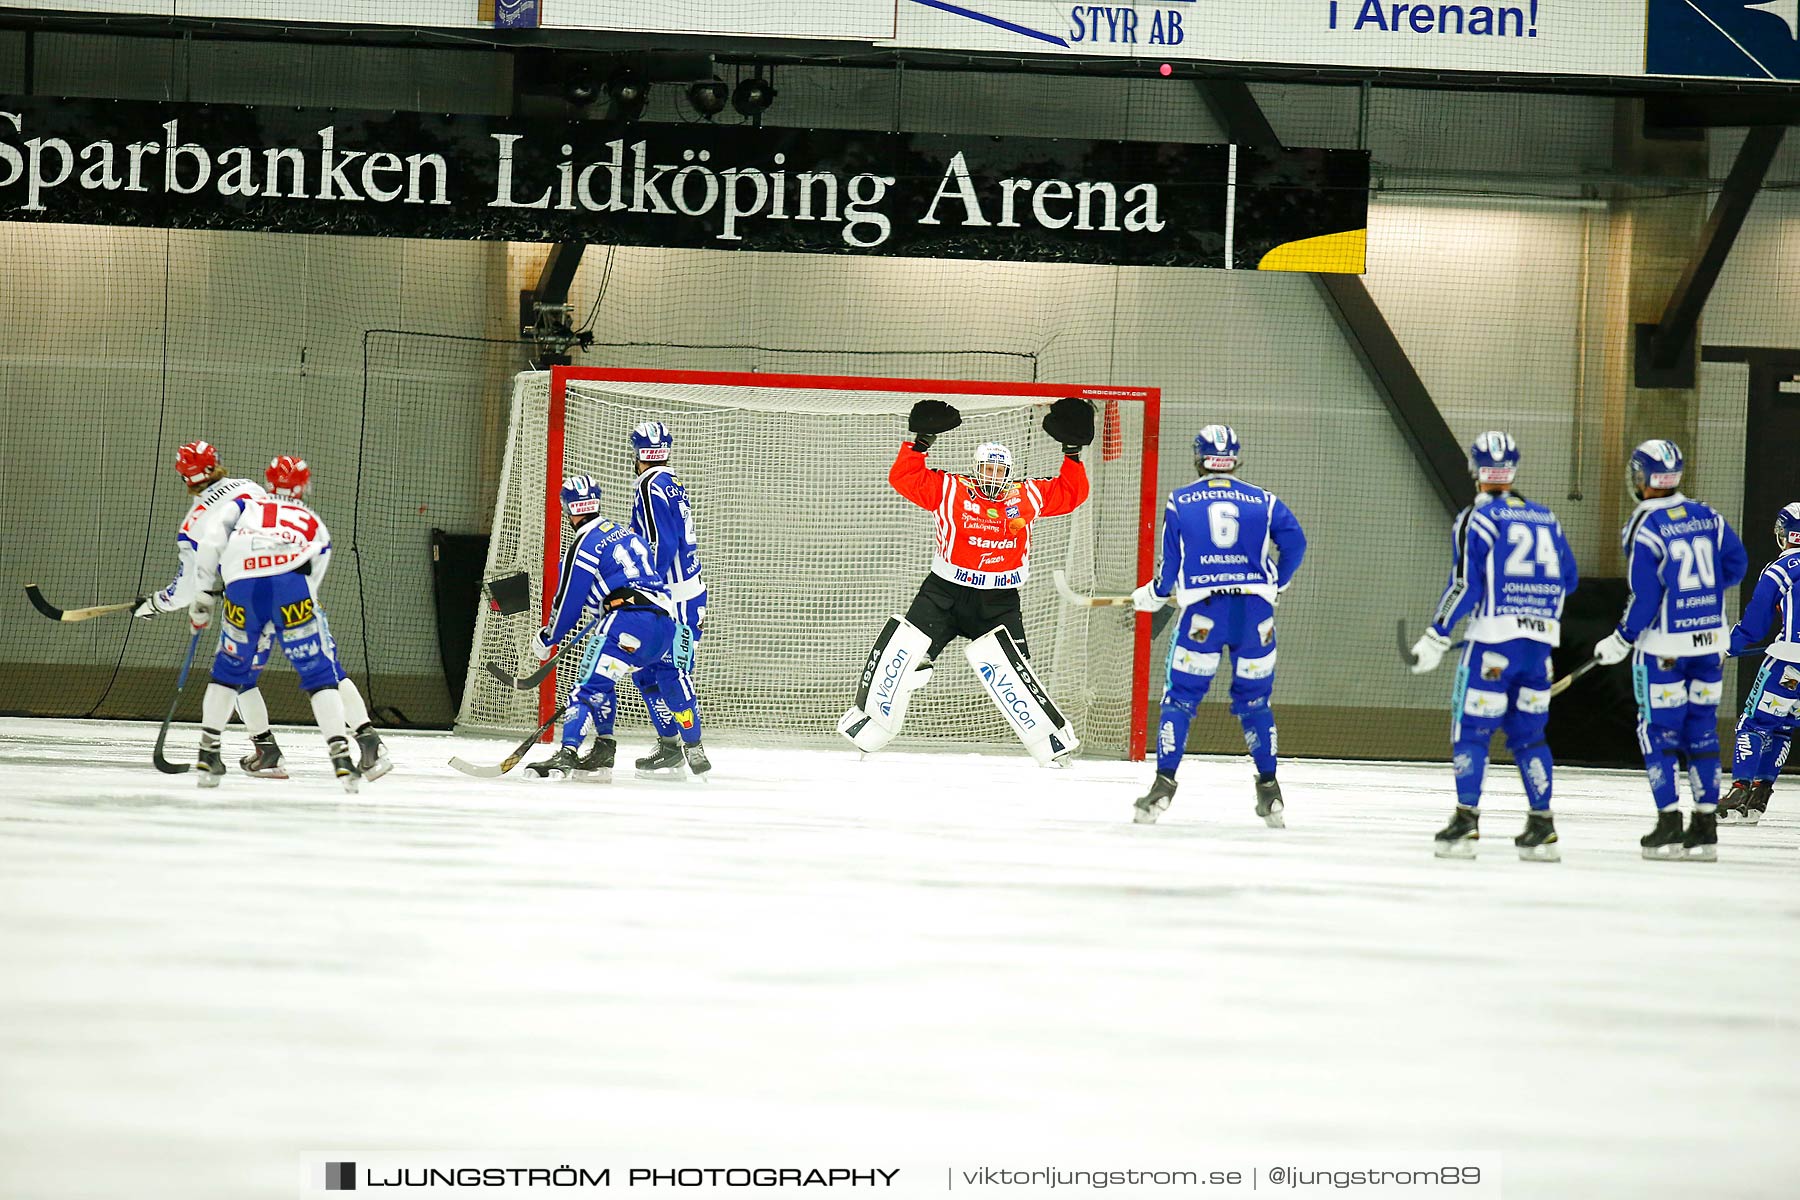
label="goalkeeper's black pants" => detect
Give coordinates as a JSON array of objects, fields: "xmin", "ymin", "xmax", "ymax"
[{"xmin": 905, "ymin": 574, "xmax": 1029, "ymax": 661}]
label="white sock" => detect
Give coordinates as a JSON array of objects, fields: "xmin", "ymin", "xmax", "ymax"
[
  {"xmin": 310, "ymin": 687, "xmax": 348, "ymax": 743},
  {"xmin": 201, "ymin": 683, "xmax": 237, "ymax": 733},
  {"xmin": 234, "ymin": 687, "xmax": 271, "ymax": 737},
  {"xmin": 337, "ymin": 676, "xmax": 371, "ymax": 732}
]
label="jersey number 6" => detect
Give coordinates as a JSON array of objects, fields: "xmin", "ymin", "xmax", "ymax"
[{"xmin": 1208, "ymin": 502, "xmax": 1240, "ymax": 548}]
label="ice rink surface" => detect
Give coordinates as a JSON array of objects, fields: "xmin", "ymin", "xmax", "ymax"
[{"xmin": 2, "ymin": 716, "xmax": 1798, "ymax": 1199}]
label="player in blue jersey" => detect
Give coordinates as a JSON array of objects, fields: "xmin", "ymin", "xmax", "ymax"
[
  {"xmin": 1721, "ymin": 502, "xmax": 1800, "ymax": 825},
  {"xmin": 522, "ymin": 475, "xmax": 709, "ymax": 781},
  {"xmin": 1590, "ymin": 440, "xmax": 1747, "ymax": 861},
  {"xmin": 626, "ymin": 421, "xmax": 709, "ymax": 776},
  {"xmin": 1411, "ymin": 432, "xmax": 1578, "ymax": 861},
  {"xmin": 1130, "ymin": 425, "xmax": 1307, "ymax": 827}
]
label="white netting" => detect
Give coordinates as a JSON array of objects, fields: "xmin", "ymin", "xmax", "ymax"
[{"xmin": 455, "ymin": 371, "xmax": 1152, "ymax": 757}]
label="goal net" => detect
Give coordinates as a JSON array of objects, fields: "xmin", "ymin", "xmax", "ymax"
[{"xmin": 455, "ymin": 367, "xmax": 1161, "ymax": 759}]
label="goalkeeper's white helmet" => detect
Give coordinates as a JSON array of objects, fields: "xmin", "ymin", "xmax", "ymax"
[{"xmin": 972, "ymin": 442, "xmax": 1013, "ymax": 498}]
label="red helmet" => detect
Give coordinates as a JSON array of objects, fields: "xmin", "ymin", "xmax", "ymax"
[
  {"xmin": 175, "ymin": 441, "xmax": 219, "ymax": 485},
  {"xmin": 265, "ymin": 455, "xmax": 311, "ymax": 498}
]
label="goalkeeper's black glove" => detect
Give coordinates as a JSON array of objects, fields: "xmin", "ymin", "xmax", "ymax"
[
  {"xmin": 907, "ymin": 399, "xmax": 961, "ymax": 453},
  {"xmin": 1043, "ymin": 396, "xmax": 1095, "ymax": 461}
]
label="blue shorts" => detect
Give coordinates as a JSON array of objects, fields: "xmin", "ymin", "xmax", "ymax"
[{"xmin": 210, "ymin": 572, "xmax": 343, "ymax": 693}]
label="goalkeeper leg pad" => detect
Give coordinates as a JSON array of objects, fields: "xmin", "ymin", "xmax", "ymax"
[
  {"xmin": 965, "ymin": 627, "xmax": 1079, "ymax": 766},
  {"xmin": 839, "ymin": 615, "xmax": 935, "ymax": 753}
]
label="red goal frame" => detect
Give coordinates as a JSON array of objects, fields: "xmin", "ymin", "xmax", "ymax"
[{"xmin": 541, "ymin": 366, "xmax": 1163, "ymax": 761}]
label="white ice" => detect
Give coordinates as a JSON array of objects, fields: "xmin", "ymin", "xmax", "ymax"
[{"xmin": 2, "ymin": 717, "xmax": 1797, "ymax": 1199}]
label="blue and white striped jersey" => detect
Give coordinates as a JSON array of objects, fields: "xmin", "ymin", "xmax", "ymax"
[
  {"xmin": 1430, "ymin": 491, "xmax": 1578, "ymax": 647},
  {"xmin": 1151, "ymin": 475, "xmax": 1306, "ymax": 607},
  {"xmin": 632, "ymin": 466, "xmax": 706, "ymax": 618},
  {"xmin": 1731, "ymin": 549, "xmax": 1800, "ymax": 664},
  {"xmin": 1616, "ymin": 494, "xmax": 1747, "ymax": 657},
  {"xmin": 545, "ymin": 519, "xmax": 672, "ymax": 644}
]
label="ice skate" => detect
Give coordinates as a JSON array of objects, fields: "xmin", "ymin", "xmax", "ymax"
[
  {"xmin": 238, "ymin": 731, "xmax": 287, "ymax": 779},
  {"xmin": 1133, "ymin": 773, "xmax": 1176, "ymax": 825},
  {"xmin": 354, "ymin": 725, "xmax": 393, "ymax": 782},
  {"xmin": 1639, "ymin": 809, "xmax": 1684, "ymax": 860},
  {"xmin": 524, "ymin": 745, "xmax": 580, "ymax": 780},
  {"xmin": 1718, "ymin": 780, "xmax": 1753, "ymax": 824},
  {"xmin": 1682, "ymin": 809, "xmax": 1718, "ymax": 862},
  {"xmin": 1514, "ymin": 812, "xmax": 1560, "ymax": 862},
  {"xmin": 1254, "ymin": 776, "xmax": 1285, "ymax": 829},
  {"xmin": 1433, "ymin": 805, "xmax": 1479, "ymax": 859},
  {"xmin": 635, "ymin": 735, "xmax": 685, "ymax": 777},
  {"xmin": 1747, "ymin": 781, "xmax": 1773, "ymax": 825},
  {"xmin": 682, "ymin": 740, "xmax": 712, "ymax": 779},
  {"xmin": 196, "ymin": 742, "xmax": 226, "ymax": 790},
  {"xmin": 575, "ymin": 736, "xmax": 616, "ymax": 782},
  {"xmin": 327, "ymin": 736, "xmax": 360, "ymax": 795}
]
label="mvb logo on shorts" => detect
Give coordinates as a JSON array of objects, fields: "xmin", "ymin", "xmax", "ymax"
[{"xmin": 323, "ymin": 1161, "xmax": 356, "ymax": 1190}]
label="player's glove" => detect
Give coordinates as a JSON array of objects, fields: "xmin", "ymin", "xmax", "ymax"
[
  {"xmin": 131, "ymin": 595, "xmax": 159, "ymax": 621},
  {"xmin": 1131, "ymin": 583, "xmax": 1168, "ymax": 613},
  {"xmin": 1410, "ymin": 629, "xmax": 1452, "ymax": 675},
  {"xmin": 1043, "ymin": 397, "xmax": 1095, "ymax": 459},
  {"xmin": 906, "ymin": 399, "xmax": 962, "ymax": 452},
  {"xmin": 188, "ymin": 591, "xmax": 216, "ymax": 633},
  {"xmin": 1593, "ymin": 629, "xmax": 1632, "ymax": 666},
  {"xmin": 531, "ymin": 626, "xmax": 557, "ymax": 662}
]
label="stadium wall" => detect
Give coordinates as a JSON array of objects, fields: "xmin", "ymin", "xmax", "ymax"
[{"xmin": 1, "ymin": 37, "xmax": 1795, "ymax": 755}]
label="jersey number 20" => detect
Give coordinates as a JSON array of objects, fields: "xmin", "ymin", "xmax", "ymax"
[{"xmin": 1667, "ymin": 537, "xmax": 1717, "ymax": 591}]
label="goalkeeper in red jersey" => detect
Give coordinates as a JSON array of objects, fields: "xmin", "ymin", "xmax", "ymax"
[{"xmin": 838, "ymin": 396, "xmax": 1094, "ymax": 765}]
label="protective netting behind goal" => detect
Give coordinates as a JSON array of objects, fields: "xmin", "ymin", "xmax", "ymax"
[{"xmin": 456, "ymin": 371, "xmax": 1153, "ymax": 758}]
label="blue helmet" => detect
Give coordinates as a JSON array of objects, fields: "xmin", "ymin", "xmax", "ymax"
[
  {"xmin": 1194, "ymin": 424, "xmax": 1240, "ymax": 473},
  {"xmin": 1468, "ymin": 430, "xmax": 1520, "ymax": 486},
  {"xmin": 631, "ymin": 420, "xmax": 673, "ymax": 464},
  {"xmin": 1776, "ymin": 502, "xmax": 1800, "ymax": 554},
  {"xmin": 561, "ymin": 473, "xmax": 603, "ymax": 524},
  {"xmin": 1628, "ymin": 438, "xmax": 1684, "ymax": 499}
]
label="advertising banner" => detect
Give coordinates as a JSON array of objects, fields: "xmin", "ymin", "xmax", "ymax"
[
  {"xmin": 0, "ymin": 97, "xmax": 1370, "ymax": 271},
  {"xmin": 1646, "ymin": 0, "xmax": 1800, "ymax": 80},
  {"xmin": 885, "ymin": 1, "xmax": 1651, "ymax": 78}
]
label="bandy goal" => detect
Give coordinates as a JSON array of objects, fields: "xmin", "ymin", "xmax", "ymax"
[{"xmin": 455, "ymin": 367, "xmax": 1163, "ymax": 759}]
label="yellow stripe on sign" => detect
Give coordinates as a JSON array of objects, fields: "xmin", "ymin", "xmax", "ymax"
[{"xmin": 1257, "ymin": 228, "xmax": 1367, "ymax": 274}]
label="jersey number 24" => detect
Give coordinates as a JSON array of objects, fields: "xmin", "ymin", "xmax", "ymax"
[{"xmin": 1504, "ymin": 524, "xmax": 1560, "ymax": 577}]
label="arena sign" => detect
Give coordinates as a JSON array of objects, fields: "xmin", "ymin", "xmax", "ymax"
[
  {"xmin": 0, "ymin": 97, "xmax": 1370, "ymax": 272},
  {"xmin": 887, "ymin": 0, "xmax": 1653, "ymax": 77}
]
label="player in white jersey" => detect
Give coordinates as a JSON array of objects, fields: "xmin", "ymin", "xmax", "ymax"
[
  {"xmin": 131, "ymin": 441, "xmax": 286, "ymax": 776},
  {"xmin": 189, "ymin": 456, "xmax": 368, "ymax": 792}
]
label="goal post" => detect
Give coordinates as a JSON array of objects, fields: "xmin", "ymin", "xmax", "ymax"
[{"xmin": 457, "ymin": 365, "xmax": 1163, "ymax": 760}]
